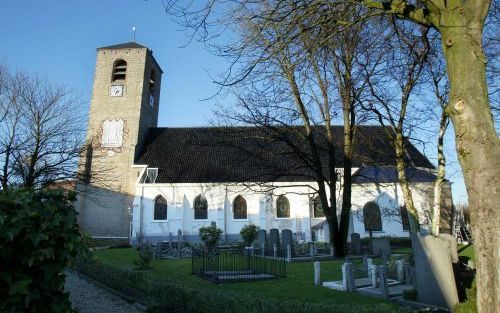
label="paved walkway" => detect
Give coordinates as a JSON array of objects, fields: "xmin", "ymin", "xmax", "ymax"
[{"xmin": 65, "ymin": 271, "xmax": 144, "ymax": 313}]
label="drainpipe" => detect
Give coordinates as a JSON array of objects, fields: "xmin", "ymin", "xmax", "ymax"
[{"xmin": 224, "ymin": 185, "xmax": 228, "ymax": 242}]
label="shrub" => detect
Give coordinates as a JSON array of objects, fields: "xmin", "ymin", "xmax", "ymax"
[
  {"xmin": 0, "ymin": 188, "xmax": 85, "ymax": 313},
  {"xmin": 199, "ymin": 226, "xmax": 222, "ymax": 252},
  {"xmin": 135, "ymin": 244, "xmax": 154, "ymax": 270},
  {"xmin": 403, "ymin": 288, "xmax": 417, "ymax": 301},
  {"xmin": 240, "ymin": 224, "xmax": 259, "ymax": 247}
]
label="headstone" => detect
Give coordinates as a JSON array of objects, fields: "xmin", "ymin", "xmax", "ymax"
[
  {"xmin": 413, "ymin": 234, "xmax": 459, "ymax": 310},
  {"xmin": 257, "ymin": 229, "xmax": 267, "ymax": 247},
  {"xmin": 395, "ymin": 260, "xmax": 404, "ymax": 282},
  {"xmin": 211, "ymin": 221, "xmax": 216, "ymax": 227},
  {"xmin": 368, "ymin": 264, "xmax": 378, "ymax": 287},
  {"xmin": 362, "ymin": 256, "xmax": 368, "ymax": 271},
  {"xmin": 438, "ymin": 233, "xmax": 459, "ymax": 263},
  {"xmin": 378, "ymin": 265, "xmax": 389, "ymax": 300},
  {"xmin": 350, "ymin": 233, "xmax": 361, "ymax": 255},
  {"xmin": 269, "ymin": 228, "xmax": 280, "ymax": 251},
  {"xmin": 342, "ymin": 262, "xmax": 355, "ymax": 292},
  {"xmin": 371, "ymin": 238, "xmax": 391, "ymax": 256},
  {"xmin": 314, "ymin": 261, "xmax": 321, "ymax": 286},
  {"xmin": 281, "ymin": 229, "xmax": 294, "ymax": 257}
]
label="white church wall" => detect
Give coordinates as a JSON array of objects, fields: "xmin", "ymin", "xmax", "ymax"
[{"xmin": 131, "ymin": 180, "xmax": 436, "ymax": 243}]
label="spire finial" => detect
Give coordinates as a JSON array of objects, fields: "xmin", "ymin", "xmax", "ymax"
[{"xmin": 132, "ymin": 26, "xmax": 136, "ymax": 42}]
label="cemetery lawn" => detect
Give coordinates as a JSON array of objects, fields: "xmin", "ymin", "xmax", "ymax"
[{"xmin": 93, "ymin": 248, "xmax": 401, "ymax": 310}]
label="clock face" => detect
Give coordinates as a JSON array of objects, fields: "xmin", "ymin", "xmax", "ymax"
[{"xmin": 110, "ymin": 85, "xmax": 124, "ymax": 97}]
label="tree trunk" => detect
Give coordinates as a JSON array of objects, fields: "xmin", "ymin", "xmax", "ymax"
[
  {"xmin": 440, "ymin": 27, "xmax": 500, "ymax": 313},
  {"xmin": 394, "ymin": 131, "xmax": 420, "ymax": 233},
  {"xmin": 431, "ymin": 110, "xmax": 447, "ymax": 236}
]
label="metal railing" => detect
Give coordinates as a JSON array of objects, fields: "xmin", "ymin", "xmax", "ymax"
[{"xmin": 192, "ymin": 248, "xmax": 286, "ymax": 283}]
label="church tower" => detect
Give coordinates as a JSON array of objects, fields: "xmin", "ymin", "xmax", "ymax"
[{"xmin": 78, "ymin": 42, "xmax": 163, "ymax": 238}]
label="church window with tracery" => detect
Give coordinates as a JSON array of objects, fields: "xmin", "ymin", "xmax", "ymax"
[
  {"xmin": 194, "ymin": 194, "xmax": 208, "ymax": 220},
  {"xmin": 276, "ymin": 195, "xmax": 290, "ymax": 218},
  {"xmin": 233, "ymin": 195, "xmax": 247, "ymax": 219},
  {"xmin": 154, "ymin": 196, "xmax": 168, "ymax": 220}
]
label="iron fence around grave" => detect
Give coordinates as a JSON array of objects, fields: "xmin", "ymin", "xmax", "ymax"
[{"xmin": 192, "ymin": 248, "xmax": 286, "ymax": 283}]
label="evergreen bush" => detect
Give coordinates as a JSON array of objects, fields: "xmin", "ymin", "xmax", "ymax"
[
  {"xmin": 240, "ymin": 224, "xmax": 259, "ymax": 247},
  {"xmin": 0, "ymin": 188, "xmax": 84, "ymax": 313}
]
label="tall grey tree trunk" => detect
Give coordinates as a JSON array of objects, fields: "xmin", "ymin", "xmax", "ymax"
[{"xmin": 440, "ymin": 26, "xmax": 500, "ymax": 313}]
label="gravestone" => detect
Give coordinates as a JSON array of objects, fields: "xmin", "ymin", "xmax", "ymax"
[
  {"xmin": 368, "ymin": 264, "xmax": 378, "ymax": 287},
  {"xmin": 269, "ymin": 228, "xmax": 280, "ymax": 250},
  {"xmin": 438, "ymin": 233, "xmax": 459, "ymax": 263},
  {"xmin": 257, "ymin": 229, "xmax": 267, "ymax": 247},
  {"xmin": 351, "ymin": 233, "xmax": 361, "ymax": 255},
  {"xmin": 378, "ymin": 265, "xmax": 389, "ymax": 300},
  {"xmin": 342, "ymin": 262, "xmax": 355, "ymax": 292},
  {"xmin": 413, "ymin": 234, "xmax": 459, "ymax": 310},
  {"xmin": 371, "ymin": 238, "xmax": 391, "ymax": 256},
  {"xmin": 281, "ymin": 229, "xmax": 294, "ymax": 257},
  {"xmin": 395, "ymin": 260, "xmax": 404, "ymax": 282}
]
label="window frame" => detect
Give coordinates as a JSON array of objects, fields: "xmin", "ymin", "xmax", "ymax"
[
  {"xmin": 276, "ymin": 195, "xmax": 290, "ymax": 219},
  {"xmin": 363, "ymin": 201, "xmax": 383, "ymax": 232},
  {"xmin": 153, "ymin": 196, "xmax": 168, "ymax": 221},
  {"xmin": 111, "ymin": 59, "xmax": 127, "ymax": 82},
  {"xmin": 233, "ymin": 195, "xmax": 248, "ymax": 220},
  {"xmin": 194, "ymin": 194, "xmax": 208, "ymax": 220},
  {"xmin": 312, "ymin": 196, "xmax": 325, "ymax": 218}
]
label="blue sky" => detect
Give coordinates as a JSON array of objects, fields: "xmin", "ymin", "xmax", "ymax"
[{"xmin": 0, "ymin": 0, "xmax": 468, "ymax": 204}]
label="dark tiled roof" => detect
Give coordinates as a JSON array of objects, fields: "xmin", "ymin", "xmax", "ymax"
[
  {"xmin": 97, "ymin": 42, "xmax": 147, "ymax": 50},
  {"xmin": 352, "ymin": 166, "xmax": 437, "ymax": 184},
  {"xmin": 136, "ymin": 126, "xmax": 434, "ymax": 183}
]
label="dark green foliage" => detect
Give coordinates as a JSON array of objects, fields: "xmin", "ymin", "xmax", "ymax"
[
  {"xmin": 240, "ymin": 224, "xmax": 259, "ymax": 247},
  {"xmin": 134, "ymin": 244, "xmax": 154, "ymax": 270},
  {"xmin": 199, "ymin": 226, "xmax": 222, "ymax": 252},
  {"xmin": 0, "ymin": 188, "xmax": 84, "ymax": 313},
  {"xmin": 403, "ymin": 289, "xmax": 417, "ymax": 301}
]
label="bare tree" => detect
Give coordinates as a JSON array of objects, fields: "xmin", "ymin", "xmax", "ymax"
[
  {"xmin": 0, "ymin": 69, "xmax": 84, "ymax": 189},
  {"xmin": 163, "ymin": 1, "xmax": 499, "ymax": 309}
]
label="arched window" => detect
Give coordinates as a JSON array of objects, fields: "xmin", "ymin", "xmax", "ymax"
[
  {"xmin": 149, "ymin": 69, "xmax": 156, "ymax": 93},
  {"xmin": 276, "ymin": 195, "xmax": 290, "ymax": 218},
  {"xmin": 194, "ymin": 194, "xmax": 208, "ymax": 220},
  {"xmin": 363, "ymin": 201, "xmax": 382, "ymax": 232},
  {"xmin": 154, "ymin": 196, "xmax": 168, "ymax": 220},
  {"xmin": 233, "ymin": 195, "xmax": 247, "ymax": 219},
  {"xmin": 112, "ymin": 59, "xmax": 127, "ymax": 81},
  {"xmin": 399, "ymin": 206, "xmax": 410, "ymax": 231},
  {"xmin": 313, "ymin": 196, "xmax": 324, "ymax": 218}
]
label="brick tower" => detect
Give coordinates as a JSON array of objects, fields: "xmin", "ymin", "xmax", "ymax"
[{"xmin": 78, "ymin": 42, "xmax": 163, "ymax": 238}]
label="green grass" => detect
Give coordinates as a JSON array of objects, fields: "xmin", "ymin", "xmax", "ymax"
[{"xmin": 93, "ymin": 248, "xmax": 400, "ymax": 310}]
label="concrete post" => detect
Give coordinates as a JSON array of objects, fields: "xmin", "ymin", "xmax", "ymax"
[
  {"xmin": 368, "ymin": 264, "xmax": 378, "ymax": 288},
  {"xmin": 309, "ymin": 242, "xmax": 314, "ymax": 257},
  {"xmin": 314, "ymin": 261, "xmax": 321, "ymax": 286},
  {"xmin": 273, "ymin": 244, "xmax": 277, "ymax": 259},
  {"xmin": 342, "ymin": 262, "xmax": 355, "ymax": 292},
  {"xmin": 395, "ymin": 260, "xmax": 404, "ymax": 282},
  {"xmin": 260, "ymin": 243, "xmax": 265, "ymax": 256},
  {"xmin": 286, "ymin": 244, "xmax": 292, "ymax": 263},
  {"xmin": 378, "ymin": 265, "xmax": 389, "ymax": 300}
]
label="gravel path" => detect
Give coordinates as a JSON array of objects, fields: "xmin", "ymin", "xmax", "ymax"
[{"xmin": 65, "ymin": 271, "xmax": 145, "ymax": 313}]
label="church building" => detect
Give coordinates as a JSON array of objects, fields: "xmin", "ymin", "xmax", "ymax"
[{"xmin": 77, "ymin": 42, "xmax": 454, "ymax": 245}]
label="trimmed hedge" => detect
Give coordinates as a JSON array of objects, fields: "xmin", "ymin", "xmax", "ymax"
[
  {"xmin": 0, "ymin": 189, "xmax": 84, "ymax": 313},
  {"xmin": 72, "ymin": 257, "xmax": 406, "ymax": 313}
]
